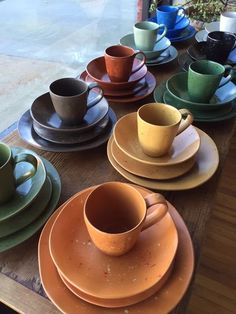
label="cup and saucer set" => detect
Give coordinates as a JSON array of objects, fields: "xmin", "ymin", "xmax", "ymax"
[
  {"xmin": 149, "ymin": 5, "xmax": 196, "ymax": 43},
  {"xmin": 0, "ymin": 142, "xmax": 61, "ymax": 252},
  {"xmin": 79, "ymin": 44, "xmax": 156, "ymax": 102},
  {"xmin": 107, "ymin": 103, "xmax": 219, "ymax": 191},
  {"xmin": 39, "ymin": 180, "xmax": 194, "ymax": 313},
  {"xmin": 155, "ymin": 58, "xmax": 236, "ymax": 122},
  {"xmin": 18, "ymin": 78, "xmax": 117, "ymax": 152}
]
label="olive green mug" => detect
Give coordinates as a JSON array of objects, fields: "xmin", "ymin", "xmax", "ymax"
[{"xmin": 0, "ymin": 142, "xmax": 38, "ymax": 204}]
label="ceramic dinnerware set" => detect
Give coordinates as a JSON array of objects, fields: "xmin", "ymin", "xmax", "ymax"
[
  {"xmin": 107, "ymin": 103, "xmax": 219, "ymax": 191},
  {"xmin": 38, "ymin": 181, "xmax": 194, "ymax": 313},
  {"xmin": 18, "ymin": 78, "xmax": 117, "ymax": 152},
  {"xmin": 0, "ymin": 142, "xmax": 61, "ymax": 252}
]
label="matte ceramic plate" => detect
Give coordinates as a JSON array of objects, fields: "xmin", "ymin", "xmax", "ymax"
[
  {"xmin": 113, "ymin": 113, "xmax": 200, "ymax": 166},
  {"xmin": 146, "ymin": 46, "xmax": 178, "ymax": 66},
  {"xmin": 163, "ymin": 91, "xmax": 233, "ymax": 119},
  {"xmin": 81, "ymin": 71, "xmax": 147, "ymax": 97},
  {"xmin": 0, "ymin": 175, "xmax": 52, "ymax": 238},
  {"xmin": 166, "ymin": 72, "xmax": 236, "ymax": 109},
  {"xmin": 33, "ymin": 113, "xmax": 109, "ymax": 145},
  {"xmin": 0, "ymin": 157, "xmax": 61, "ymax": 252},
  {"xmin": 111, "ymin": 136, "xmax": 196, "ymax": 180},
  {"xmin": 0, "ymin": 150, "xmax": 46, "ymax": 222},
  {"xmin": 82, "ymin": 71, "xmax": 156, "ymax": 103},
  {"xmin": 154, "ymin": 82, "xmax": 236, "ymax": 122},
  {"xmin": 30, "ymin": 92, "xmax": 109, "ymax": 133},
  {"xmin": 108, "ymin": 128, "xmax": 219, "ymax": 191},
  {"xmin": 38, "ymin": 186, "xmax": 194, "ymax": 314},
  {"xmin": 86, "ymin": 57, "xmax": 147, "ymax": 91},
  {"xmin": 49, "ymin": 188, "xmax": 178, "ymax": 304},
  {"xmin": 18, "ymin": 108, "xmax": 117, "ymax": 152},
  {"xmin": 119, "ymin": 33, "xmax": 171, "ymax": 60}
]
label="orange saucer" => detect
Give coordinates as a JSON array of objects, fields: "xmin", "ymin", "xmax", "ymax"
[
  {"xmin": 38, "ymin": 185, "xmax": 194, "ymax": 314},
  {"xmin": 49, "ymin": 186, "xmax": 178, "ymax": 303}
]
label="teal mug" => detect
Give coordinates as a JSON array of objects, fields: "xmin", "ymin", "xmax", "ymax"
[
  {"xmin": 188, "ymin": 60, "xmax": 235, "ymax": 103},
  {"xmin": 0, "ymin": 142, "xmax": 38, "ymax": 204}
]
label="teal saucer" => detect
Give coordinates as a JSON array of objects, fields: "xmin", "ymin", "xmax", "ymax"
[
  {"xmin": 0, "ymin": 156, "xmax": 61, "ymax": 252},
  {"xmin": 0, "ymin": 175, "xmax": 52, "ymax": 238},
  {"xmin": 154, "ymin": 82, "xmax": 236, "ymax": 122},
  {"xmin": 0, "ymin": 150, "xmax": 47, "ymax": 222}
]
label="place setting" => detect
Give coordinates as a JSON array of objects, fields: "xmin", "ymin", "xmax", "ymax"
[
  {"xmin": 149, "ymin": 4, "xmax": 196, "ymax": 43},
  {"xmin": 107, "ymin": 103, "xmax": 219, "ymax": 191},
  {"xmin": 155, "ymin": 59, "xmax": 236, "ymax": 122},
  {"xmin": 79, "ymin": 44, "xmax": 156, "ymax": 103},
  {"xmin": 119, "ymin": 21, "xmax": 178, "ymax": 67},
  {"xmin": 0, "ymin": 142, "xmax": 61, "ymax": 252},
  {"xmin": 18, "ymin": 77, "xmax": 117, "ymax": 152},
  {"xmin": 38, "ymin": 181, "xmax": 194, "ymax": 313}
]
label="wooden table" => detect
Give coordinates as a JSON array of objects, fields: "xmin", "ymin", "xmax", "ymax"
[{"xmin": 0, "ymin": 39, "xmax": 235, "ymax": 314}]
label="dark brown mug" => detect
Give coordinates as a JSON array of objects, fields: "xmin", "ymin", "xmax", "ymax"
[{"xmin": 104, "ymin": 45, "xmax": 146, "ymax": 82}]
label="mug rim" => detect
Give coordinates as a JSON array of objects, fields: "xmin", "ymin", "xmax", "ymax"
[
  {"xmin": 105, "ymin": 45, "xmax": 134, "ymax": 58},
  {"xmin": 189, "ymin": 59, "xmax": 225, "ymax": 76},
  {"xmin": 221, "ymin": 11, "xmax": 236, "ymax": 19},
  {"xmin": 157, "ymin": 5, "xmax": 180, "ymax": 13},
  {"xmin": 84, "ymin": 182, "xmax": 147, "ymax": 235},
  {"xmin": 0, "ymin": 142, "xmax": 11, "ymax": 169},
  {"xmin": 138, "ymin": 102, "xmax": 181, "ymax": 127},
  {"xmin": 207, "ymin": 30, "xmax": 236, "ymax": 41},
  {"xmin": 49, "ymin": 77, "xmax": 88, "ymax": 98},
  {"xmin": 134, "ymin": 21, "xmax": 160, "ymax": 31}
]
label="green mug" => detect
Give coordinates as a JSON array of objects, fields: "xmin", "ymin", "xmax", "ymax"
[
  {"xmin": 188, "ymin": 60, "xmax": 234, "ymax": 103},
  {"xmin": 0, "ymin": 142, "xmax": 38, "ymax": 204}
]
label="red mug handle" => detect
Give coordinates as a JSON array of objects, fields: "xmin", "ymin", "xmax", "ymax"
[{"xmin": 131, "ymin": 51, "xmax": 146, "ymax": 75}]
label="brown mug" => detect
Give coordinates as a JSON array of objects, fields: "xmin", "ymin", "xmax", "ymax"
[
  {"xmin": 83, "ymin": 182, "xmax": 168, "ymax": 256},
  {"xmin": 104, "ymin": 45, "xmax": 146, "ymax": 82}
]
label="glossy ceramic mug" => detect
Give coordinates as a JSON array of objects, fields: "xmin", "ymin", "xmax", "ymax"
[
  {"xmin": 206, "ymin": 31, "xmax": 236, "ymax": 64},
  {"xmin": 220, "ymin": 11, "xmax": 236, "ymax": 33},
  {"xmin": 104, "ymin": 45, "xmax": 146, "ymax": 82},
  {"xmin": 84, "ymin": 182, "xmax": 168, "ymax": 256},
  {"xmin": 133, "ymin": 21, "xmax": 167, "ymax": 51},
  {"xmin": 188, "ymin": 60, "xmax": 234, "ymax": 103},
  {"xmin": 0, "ymin": 142, "xmax": 38, "ymax": 204},
  {"xmin": 137, "ymin": 103, "xmax": 193, "ymax": 157},
  {"xmin": 49, "ymin": 78, "xmax": 104, "ymax": 125},
  {"xmin": 156, "ymin": 5, "xmax": 186, "ymax": 29}
]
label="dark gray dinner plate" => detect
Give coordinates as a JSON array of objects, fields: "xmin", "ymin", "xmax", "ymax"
[{"xmin": 18, "ymin": 108, "xmax": 117, "ymax": 152}]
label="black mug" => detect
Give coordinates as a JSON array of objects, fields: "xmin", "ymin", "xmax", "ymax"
[{"xmin": 206, "ymin": 31, "xmax": 236, "ymax": 64}]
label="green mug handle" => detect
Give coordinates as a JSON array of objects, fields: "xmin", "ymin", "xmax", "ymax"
[
  {"xmin": 13, "ymin": 153, "xmax": 38, "ymax": 187},
  {"xmin": 219, "ymin": 65, "xmax": 235, "ymax": 88}
]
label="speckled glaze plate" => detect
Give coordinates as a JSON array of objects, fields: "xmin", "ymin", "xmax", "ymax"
[
  {"xmin": 0, "ymin": 148, "xmax": 46, "ymax": 222},
  {"xmin": 39, "ymin": 185, "xmax": 194, "ymax": 313},
  {"xmin": 0, "ymin": 156, "xmax": 61, "ymax": 252},
  {"xmin": 108, "ymin": 128, "xmax": 219, "ymax": 191},
  {"xmin": 18, "ymin": 108, "xmax": 117, "ymax": 152}
]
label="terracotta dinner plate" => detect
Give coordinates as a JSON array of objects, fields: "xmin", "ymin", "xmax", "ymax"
[
  {"xmin": 38, "ymin": 185, "xmax": 194, "ymax": 314},
  {"xmin": 113, "ymin": 113, "xmax": 200, "ymax": 166},
  {"xmin": 86, "ymin": 57, "xmax": 147, "ymax": 91},
  {"xmin": 111, "ymin": 136, "xmax": 196, "ymax": 180},
  {"xmin": 49, "ymin": 187, "xmax": 178, "ymax": 302},
  {"xmin": 108, "ymin": 128, "xmax": 219, "ymax": 191}
]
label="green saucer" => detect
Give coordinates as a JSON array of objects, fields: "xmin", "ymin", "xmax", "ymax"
[
  {"xmin": 0, "ymin": 176, "xmax": 52, "ymax": 238},
  {"xmin": 154, "ymin": 82, "xmax": 236, "ymax": 122},
  {"xmin": 0, "ymin": 148, "xmax": 46, "ymax": 222},
  {"xmin": 0, "ymin": 156, "xmax": 61, "ymax": 252}
]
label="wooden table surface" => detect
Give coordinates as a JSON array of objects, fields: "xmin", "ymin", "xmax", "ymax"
[{"xmin": 0, "ymin": 39, "xmax": 235, "ymax": 314}]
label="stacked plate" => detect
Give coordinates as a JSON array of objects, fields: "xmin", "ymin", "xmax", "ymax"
[
  {"xmin": 39, "ymin": 183, "xmax": 194, "ymax": 313},
  {"xmin": 0, "ymin": 147, "xmax": 61, "ymax": 252},
  {"xmin": 18, "ymin": 92, "xmax": 117, "ymax": 152},
  {"xmin": 107, "ymin": 112, "xmax": 219, "ymax": 190},
  {"xmin": 153, "ymin": 74, "xmax": 236, "ymax": 122},
  {"xmin": 79, "ymin": 57, "xmax": 156, "ymax": 103},
  {"xmin": 119, "ymin": 33, "xmax": 178, "ymax": 67}
]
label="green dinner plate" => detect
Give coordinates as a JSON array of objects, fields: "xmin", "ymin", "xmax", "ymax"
[
  {"xmin": 0, "ymin": 175, "xmax": 52, "ymax": 238},
  {"xmin": 154, "ymin": 82, "xmax": 236, "ymax": 122},
  {"xmin": 0, "ymin": 156, "xmax": 61, "ymax": 252},
  {"xmin": 0, "ymin": 148, "xmax": 47, "ymax": 222}
]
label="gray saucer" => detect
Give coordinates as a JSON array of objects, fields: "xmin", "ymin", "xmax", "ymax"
[{"xmin": 18, "ymin": 108, "xmax": 117, "ymax": 152}]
